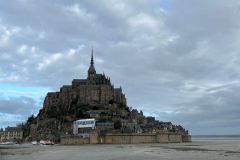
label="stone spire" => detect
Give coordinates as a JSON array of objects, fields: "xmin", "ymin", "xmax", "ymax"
[
  {"xmin": 88, "ymin": 48, "xmax": 96, "ymax": 73},
  {"xmin": 88, "ymin": 48, "xmax": 96, "ymax": 84},
  {"xmin": 91, "ymin": 47, "xmax": 94, "ymax": 65}
]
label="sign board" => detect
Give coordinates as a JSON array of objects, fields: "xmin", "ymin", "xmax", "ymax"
[{"xmin": 74, "ymin": 119, "xmax": 96, "ymax": 129}]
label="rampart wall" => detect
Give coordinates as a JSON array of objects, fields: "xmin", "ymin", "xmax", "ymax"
[{"xmin": 60, "ymin": 132, "xmax": 192, "ymax": 145}]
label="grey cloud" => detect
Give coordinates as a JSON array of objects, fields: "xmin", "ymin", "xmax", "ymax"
[
  {"xmin": 0, "ymin": 113, "xmax": 26, "ymax": 128},
  {"xmin": 155, "ymin": 84, "xmax": 240, "ymax": 134},
  {"xmin": 0, "ymin": 96, "xmax": 37, "ymax": 115},
  {"xmin": 1, "ymin": 0, "xmax": 240, "ymax": 134}
]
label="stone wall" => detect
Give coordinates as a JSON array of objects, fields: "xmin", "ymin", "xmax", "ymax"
[
  {"xmin": 168, "ymin": 133, "xmax": 182, "ymax": 143},
  {"xmin": 60, "ymin": 132, "xmax": 191, "ymax": 145},
  {"xmin": 182, "ymin": 134, "xmax": 192, "ymax": 142},
  {"xmin": 156, "ymin": 133, "xmax": 169, "ymax": 143},
  {"xmin": 101, "ymin": 133, "xmax": 156, "ymax": 144},
  {"xmin": 61, "ymin": 135, "xmax": 90, "ymax": 145},
  {"xmin": 90, "ymin": 133, "xmax": 99, "ymax": 144}
]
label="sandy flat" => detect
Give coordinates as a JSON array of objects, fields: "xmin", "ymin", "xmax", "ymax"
[{"xmin": 1, "ymin": 140, "xmax": 240, "ymax": 160}]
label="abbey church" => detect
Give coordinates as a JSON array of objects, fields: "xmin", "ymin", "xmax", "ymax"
[{"xmin": 43, "ymin": 50, "xmax": 126, "ymax": 112}]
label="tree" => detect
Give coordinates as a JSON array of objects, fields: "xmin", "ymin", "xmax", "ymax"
[
  {"xmin": 114, "ymin": 120, "xmax": 122, "ymax": 129},
  {"xmin": 27, "ymin": 114, "xmax": 35, "ymax": 123}
]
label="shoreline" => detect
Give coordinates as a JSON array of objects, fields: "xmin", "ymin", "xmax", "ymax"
[{"xmin": 1, "ymin": 139, "xmax": 240, "ymax": 160}]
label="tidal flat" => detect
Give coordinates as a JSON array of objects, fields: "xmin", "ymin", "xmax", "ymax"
[{"xmin": 1, "ymin": 140, "xmax": 240, "ymax": 160}]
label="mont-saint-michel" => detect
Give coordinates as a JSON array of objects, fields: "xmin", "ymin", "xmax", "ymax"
[
  {"xmin": 2, "ymin": 1, "xmax": 240, "ymax": 160},
  {"xmin": 16, "ymin": 50, "xmax": 191, "ymax": 144}
]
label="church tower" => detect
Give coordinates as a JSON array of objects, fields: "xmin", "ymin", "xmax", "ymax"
[{"xmin": 87, "ymin": 49, "xmax": 96, "ymax": 85}]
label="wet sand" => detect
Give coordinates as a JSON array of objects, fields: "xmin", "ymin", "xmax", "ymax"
[{"xmin": 1, "ymin": 140, "xmax": 240, "ymax": 160}]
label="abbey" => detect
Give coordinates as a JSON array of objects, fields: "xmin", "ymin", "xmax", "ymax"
[{"xmin": 43, "ymin": 50, "xmax": 126, "ymax": 112}]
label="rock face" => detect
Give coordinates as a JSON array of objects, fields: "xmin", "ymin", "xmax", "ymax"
[{"xmin": 26, "ymin": 50, "xmax": 189, "ymax": 141}]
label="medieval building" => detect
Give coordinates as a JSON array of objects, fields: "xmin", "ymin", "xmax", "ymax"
[{"xmin": 43, "ymin": 50, "xmax": 126, "ymax": 113}]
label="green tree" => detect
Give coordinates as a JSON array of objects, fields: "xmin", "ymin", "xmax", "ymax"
[
  {"xmin": 27, "ymin": 114, "xmax": 35, "ymax": 123},
  {"xmin": 114, "ymin": 120, "xmax": 122, "ymax": 129}
]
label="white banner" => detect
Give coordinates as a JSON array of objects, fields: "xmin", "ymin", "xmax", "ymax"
[{"xmin": 75, "ymin": 119, "xmax": 96, "ymax": 129}]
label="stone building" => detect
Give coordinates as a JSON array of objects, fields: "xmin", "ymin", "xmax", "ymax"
[
  {"xmin": 42, "ymin": 51, "xmax": 126, "ymax": 113},
  {"xmin": 96, "ymin": 122, "xmax": 114, "ymax": 132},
  {"xmin": 0, "ymin": 127, "xmax": 23, "ymax": 142}
]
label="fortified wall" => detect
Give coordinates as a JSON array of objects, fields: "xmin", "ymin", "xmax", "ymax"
[{"xmin": 60, "ymin": 132, "xmax": 192, "ymax": 145}]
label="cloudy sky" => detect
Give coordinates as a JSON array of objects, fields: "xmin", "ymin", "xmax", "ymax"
[{"xmin": 1, "ymin": 0, "xmax": 240, "ymax": 135}]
